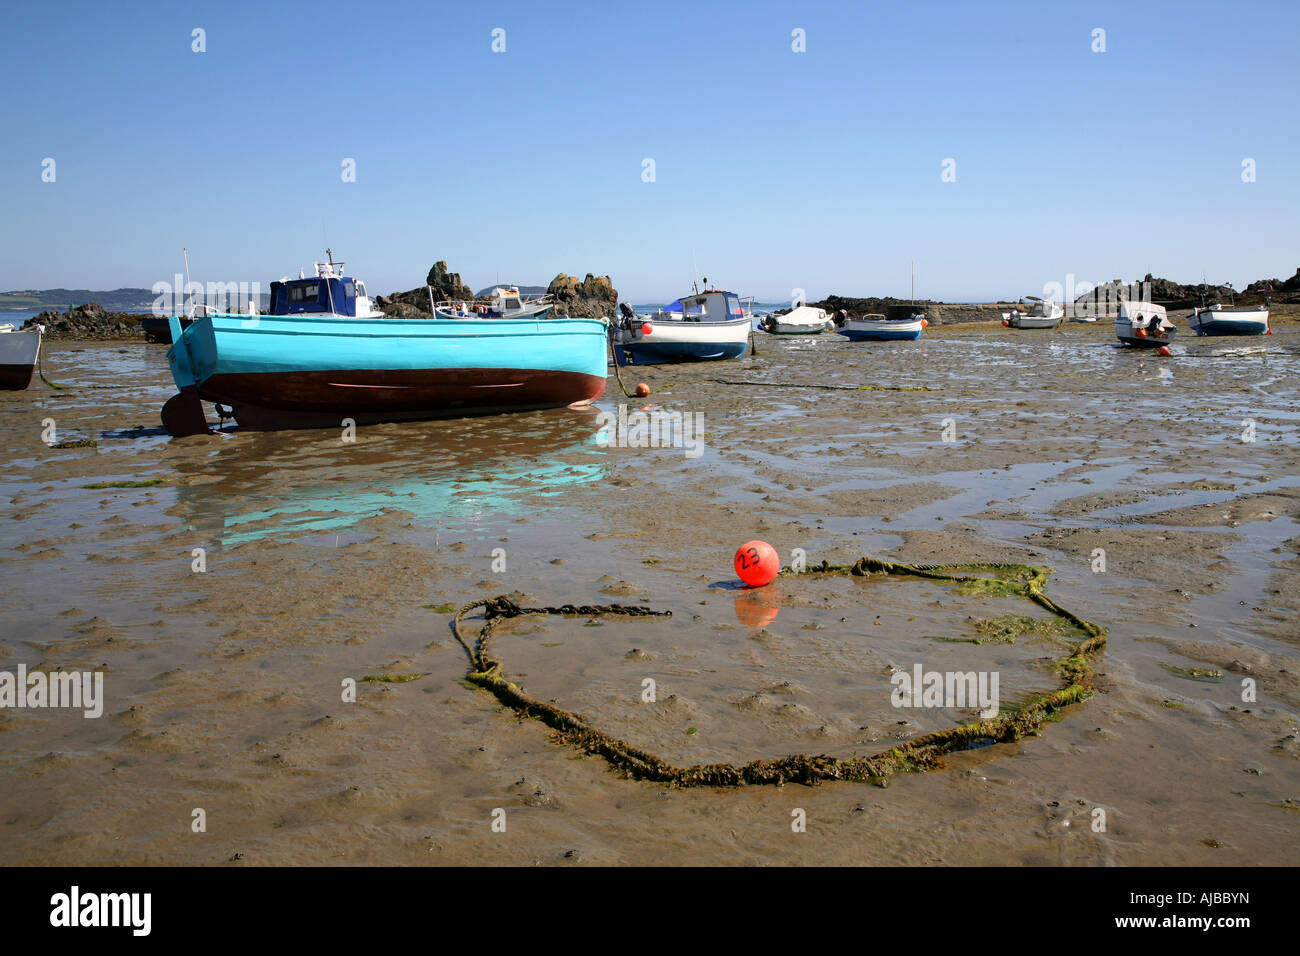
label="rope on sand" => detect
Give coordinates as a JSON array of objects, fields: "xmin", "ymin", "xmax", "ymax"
[
  {"xmin": 450, "ymin": 555, "xmax": 1106, "ymax": 787},
  {"xmin": 704, "ymin": 379, "xmax": 939, "ymax": 391}
]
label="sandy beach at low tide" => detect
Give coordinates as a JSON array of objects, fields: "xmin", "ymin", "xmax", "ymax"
[{"xmin": 1, "ymin": 318, "xmax": 1296, "ymax": 865}]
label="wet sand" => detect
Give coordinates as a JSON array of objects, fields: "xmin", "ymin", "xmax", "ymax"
[{"xmin": 1, "ymin": 320, "xmax": 1297, "ymax": 866}]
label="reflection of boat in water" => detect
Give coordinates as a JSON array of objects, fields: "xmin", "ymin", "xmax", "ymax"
[
  {"xmin": 172, "ymin": 411, "xmax": 610, "ymax": 546},
  {"xmin": 162, "ymin": 252, "xmax": 607, "ymax": 435}
]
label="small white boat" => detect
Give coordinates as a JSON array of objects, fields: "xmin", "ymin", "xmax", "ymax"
[
  {"xmin": 1188, "ymin": 303, "xmax": 1270, "ymax": 337},
  {"xmin": 436, "ymin": 286, "xmax": 552, "ymax": 321},
  {"xmin": 762, "ymin": 305, "xmax": 832, "ymax": 335},
  {"xmin": 1002, "ymin": 297, "xmax": 1064, "ymax": 329},
  {"xmin": 834, "ymin": 307, "xmax": 926, "ymax": 341},
  {"xmin": 615, "ymin": 288, "xmax": 752, "ymax": 363},
  {"xmin": 0, "ymin": 323, "xmax": 43, "ymax": 390},
  {"xmin": 1116, "ymin": 300, "xmax": 1176, "ymax": 348}
]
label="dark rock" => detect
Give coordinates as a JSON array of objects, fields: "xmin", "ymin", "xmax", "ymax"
[
  {"xmin": 546, "ymin": 273, "xmax": 617, "ymax": 318},
  {"xmin": 375, "ymin": 260, "xmax": 476, "ymax": 317},
  {"xmin": 21, "ymin": 303, "xmax": 147, "ymax": 340}
]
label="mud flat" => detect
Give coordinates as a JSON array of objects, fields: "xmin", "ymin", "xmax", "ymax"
[{"xmin": 0, "ymin": 323, "xmax": 1296, "ymax": 865}]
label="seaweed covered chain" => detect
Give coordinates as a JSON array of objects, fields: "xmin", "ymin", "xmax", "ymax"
[{"xmin": 450, "ymin": 555, "xmax": 1108, "ymax": 788}]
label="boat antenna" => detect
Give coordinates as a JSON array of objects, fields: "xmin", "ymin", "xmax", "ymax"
[
  {"xmin": 323, "ymin": 247, "xmax": 337, "ymax": 315},
  {"xmin": 692, "ymin": 250, "xmax": 699, "ymax": 295},
  {"xmin": 183, "ymin": 247, "xmax": 192, "ymax": 313}
]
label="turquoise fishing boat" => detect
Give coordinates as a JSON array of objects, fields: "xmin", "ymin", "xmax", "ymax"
[{"xmin": 161, "ymin": 255, "xmax": 608, "ymax": 435}]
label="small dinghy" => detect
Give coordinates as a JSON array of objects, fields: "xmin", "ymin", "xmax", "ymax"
[
  {"xmin": 0, "ymin": 323, "xmax": 43, "ymax": 390},
  {"xmin": 834, "ymin": 305, "xmax": 926, "ymax": 341},
  {"xmin": 1188, "ymin": 303, "xmax": 1269, "ymax": 336},
  {"xmin": 762, "ymin": 305, "xmax": 832, "ymax": 335},
  {"xmin": 1116, "ymin": 300, "xmax": 1176, "ymax": 348},
  {"xmin": 1002, "ymin": 297, "xmax": 1064, "ymax": 329}
]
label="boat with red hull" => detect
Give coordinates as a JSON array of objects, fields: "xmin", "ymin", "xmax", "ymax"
[{"xmin": 161, "ymin": 255, "xmax": 609, "ymax": 435}]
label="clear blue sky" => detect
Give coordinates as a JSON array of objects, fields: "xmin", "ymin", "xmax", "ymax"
[{"xmin": 2, "ymin": 0, "xmax": 1296, "ymax": 302}]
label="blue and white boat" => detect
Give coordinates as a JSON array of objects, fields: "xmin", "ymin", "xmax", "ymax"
[
  {"xmin": 161, "ymin": 254, "xmax": 608, "ymax": 435},
  {"xmin": 1188, "ymin": 303, "xmax": 1270, "ymax": 336},
  {"xmin": 614, "ymin": 288, "xmax": 752, "ymax": 364},
  {"xmin": 834, "ymin": 305, "xmax": 926, "ymax": 342}
]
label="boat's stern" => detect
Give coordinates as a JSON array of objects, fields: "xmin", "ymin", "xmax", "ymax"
[{"xmin": 161, "ymin": 315, "xmax": 214, "ymax": 436}]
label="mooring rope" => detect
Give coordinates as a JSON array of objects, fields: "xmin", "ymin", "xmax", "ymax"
[
  {"xmin": 607, "ymin": 330, "xmax": 641, "ymax": 398},
  {"xmin": 703, "ymin": 379, "xmax": 939, "ymax": 391},
  {"xmin": 36, "ymin": 347, "xmax": 66, "ymax": 390},
  {"xmin": 449, "ymin": 555, "xmax": 1107, "ymax": 787}
]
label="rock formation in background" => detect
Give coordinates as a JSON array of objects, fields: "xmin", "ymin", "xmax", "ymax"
[
  {"xmin": 426, "ymin": 261, "xmax": 475, "ymax": 302},
  {"xmin": 1243, "ymin": 267, "xmax": 1300, "ymax": 303},
  {"xmin": 546, "ymin": 273, "xmax": 617, "ymax": 318},
  {"xmin": 376, "ymin": 260, "xmax": 477, "ymax": 317},
  {"xmin": 21, "ymin": 303, "xmax": 145, "ymax": 339}
]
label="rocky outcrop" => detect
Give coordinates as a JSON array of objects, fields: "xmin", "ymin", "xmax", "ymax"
[
  {"xmin": 1243, "ymin": 268, "xmax": 1300, "ymax": 304},
  {"xmin": 426, "ymin": 261, "xmax": 475, "ymax": 302},
  {"xmin": 546, "ymin": 273, "xmax": 617, "ymax": 318},
  {"xmin": 21, "ymin": 303, "xmax": 146, "ymax": 339},
  {"xmin": 375, "ymin": 260, "xmax": 477, "ymax": 317}
]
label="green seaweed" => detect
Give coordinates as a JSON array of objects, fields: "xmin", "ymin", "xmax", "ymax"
[
  {"xmin": 1159, "ymin": 662, "xmax": 1224, "ymax": 682},
  {"xmin": 449, "ymin": 556, "xmax": 1108, "ymax": 788},
  {"xmin": 83, "ymin": 478, "xmax": 167, "ymax": 489},
  {"xmin": 423, "ymin": 602, "xmax": 456, "ymax": 613},
  {"xmin": 361, "ymin": 673, "xmax": 423, "ymax": 683}
]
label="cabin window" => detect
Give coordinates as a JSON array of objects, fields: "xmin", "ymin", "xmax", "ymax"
[
  {"xmin": 355, "ymin": 282, "xmax": 367, "ymax": 298},
  {"xmin": 343, "ymin": 281, "xmax": 356, "ymax": 298},
  {"xmin": 503, "ymin": 298, "xmax": 521, "ymax": 310},
  {"xmin": 288, "ymin": 283, "xmax": 319, "ymax": 303}
]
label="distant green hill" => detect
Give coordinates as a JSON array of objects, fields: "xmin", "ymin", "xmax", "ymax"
[
  {"xmin": 0, "ymin": 287, "xmax": 158, "ymax": 312},
  {"xmin": 0, "ymin": 287, "xmax": 271, "ymax": 312}
]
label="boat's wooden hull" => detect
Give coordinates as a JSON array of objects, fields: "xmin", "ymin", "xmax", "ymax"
[
  {"xmin": 200, "ymin": 367, "xmax": 605, "ymax": 430},
  {"xmin": 164, "ymin": 313, "xmax": 608, "ymax": 434}
]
